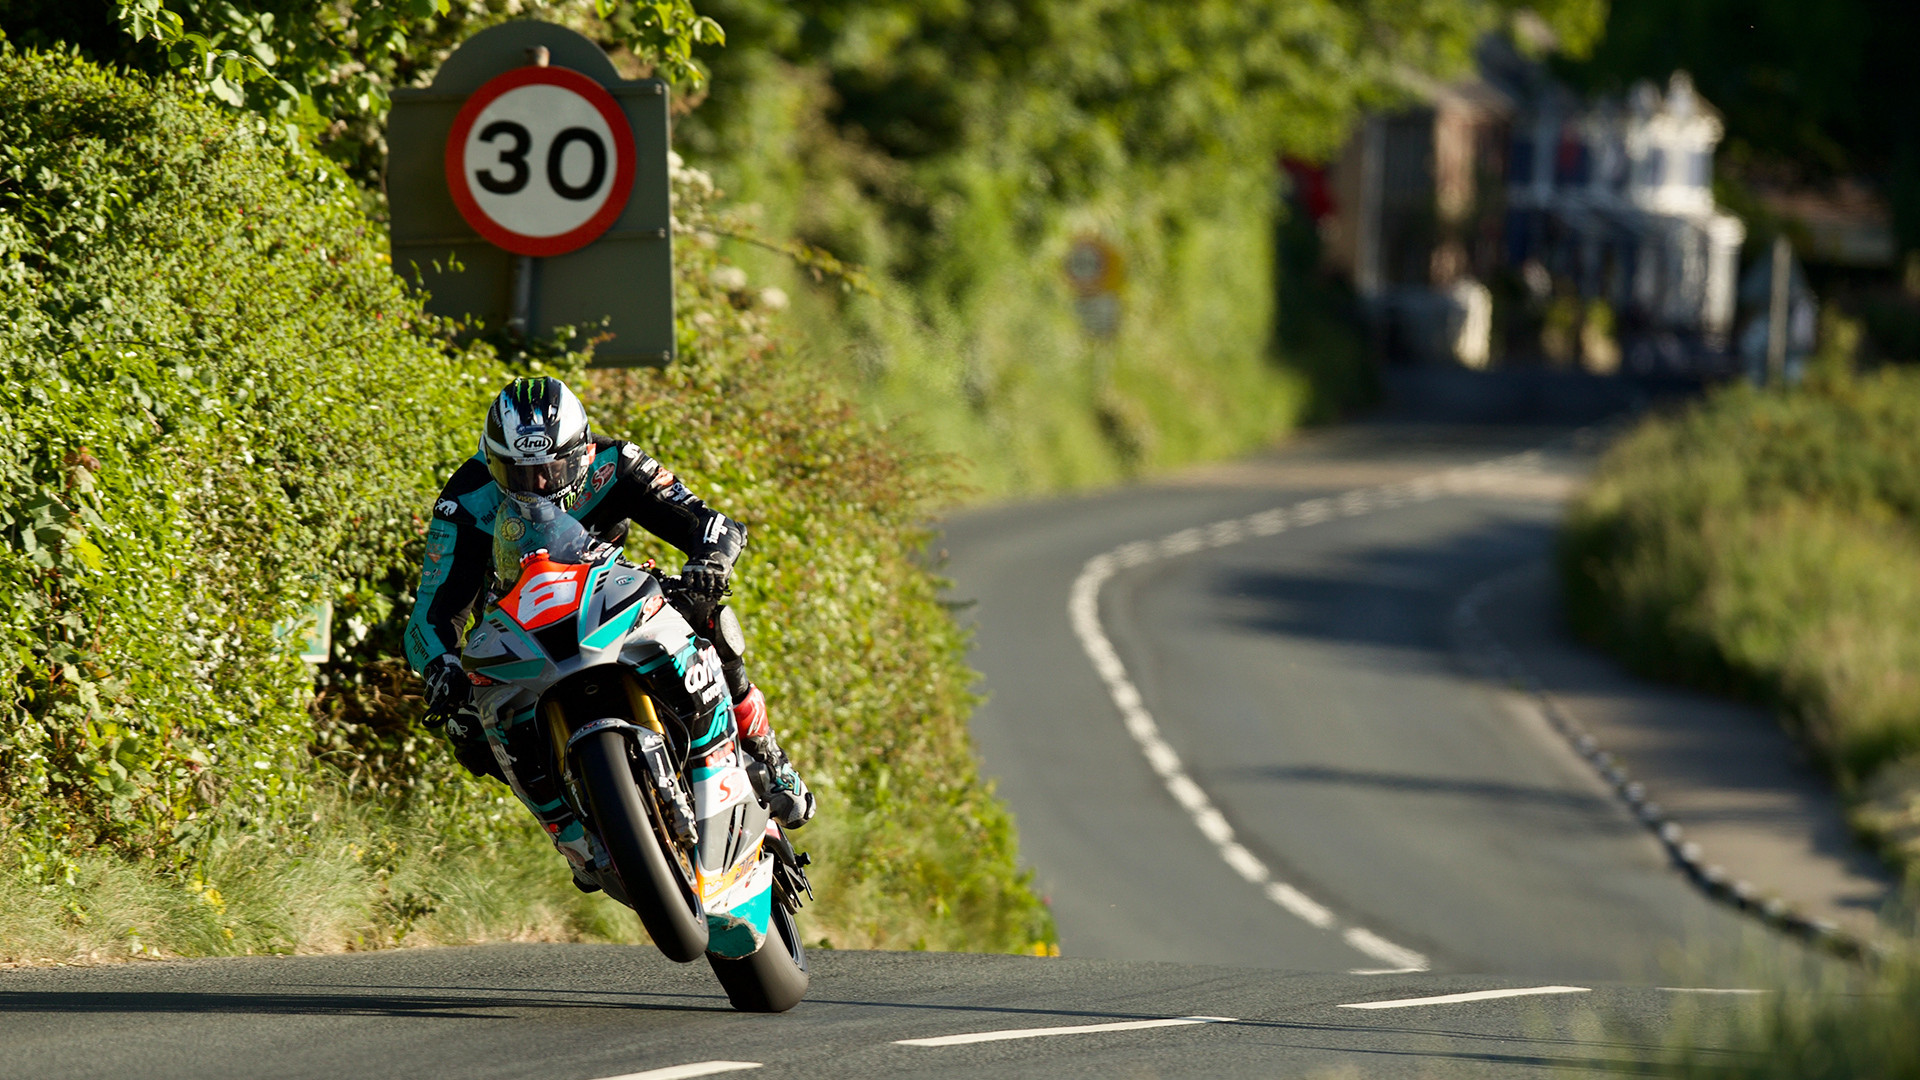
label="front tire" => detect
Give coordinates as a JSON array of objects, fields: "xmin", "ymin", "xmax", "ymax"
[
  {"xmin": 706, "ymin": 884, "xmax": 809, "ymax": 1012},
  {"xmin": 576, "ymin": 730, "xmax": 708, "ymax": 962}
]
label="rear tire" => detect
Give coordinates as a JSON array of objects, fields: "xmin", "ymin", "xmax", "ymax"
[
  {"xmin": 706, "ymin": 888, "xmax": 808, "ymax": 1012},
  {"xmin": 576, "ymin": 730, "xmax": 708, "ymax": 962}
]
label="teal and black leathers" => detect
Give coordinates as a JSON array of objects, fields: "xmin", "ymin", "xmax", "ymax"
[{"xmin": 404, "ymin": 437, "xmax": 747, "ymax": 676}]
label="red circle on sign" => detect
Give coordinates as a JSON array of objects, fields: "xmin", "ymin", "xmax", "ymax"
[{"xmin": 445, "ymin": 65, "xmax": 637, "ymax": 257}]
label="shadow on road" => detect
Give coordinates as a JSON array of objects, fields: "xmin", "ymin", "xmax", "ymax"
[
  {"xmin": 1220, "ymin": 763, "xmax": 1615, "ymax": 815},
  {"xmin": 1210, "ymin": 519, "xmax": 1557, "ymax": 655},
  {"xmin": 0, "ymin": 989, "xmax": 733, "ymax": 1018}
]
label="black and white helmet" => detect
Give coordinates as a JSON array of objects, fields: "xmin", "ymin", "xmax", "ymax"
[{"xmin": 481, "ymin": 376, "xmax": 594, "ymax": 507}]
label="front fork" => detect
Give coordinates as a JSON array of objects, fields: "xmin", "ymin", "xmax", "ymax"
[{"xmin": 547, "ymin": 679, "xmax": 698, "ymax": 848}]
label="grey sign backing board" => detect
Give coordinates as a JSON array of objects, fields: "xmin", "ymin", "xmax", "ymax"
[{"xmin": 388, "ymin": 21, "xmax": 673, "ymax": 366}]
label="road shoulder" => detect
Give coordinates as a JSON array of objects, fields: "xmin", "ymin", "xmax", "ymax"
[{"xmin": 1467, "ymin": 562, "xmax": 1901, "ymax": 948}]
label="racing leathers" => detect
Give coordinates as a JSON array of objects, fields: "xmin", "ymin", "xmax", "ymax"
[{"xmin": 405, "ymin": 436, "xmax": 812, "ymax": 887}]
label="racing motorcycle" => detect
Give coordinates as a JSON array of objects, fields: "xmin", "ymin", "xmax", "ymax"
[{"xmin": 460, "ymin": 496, "xmax": 813, "ymax": 1012}]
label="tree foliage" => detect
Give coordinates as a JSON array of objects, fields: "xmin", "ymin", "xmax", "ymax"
[
  {"xmin": 0, "ymin": 0, "xmax": 721, "ymax": 177},
  {"xmin": 1564, "ymin": 0, "xmax": 1920, "ymax": 253},
  {"xmin": 693, "ymin": 0, "xmax": 1605, "ymax": 210}
]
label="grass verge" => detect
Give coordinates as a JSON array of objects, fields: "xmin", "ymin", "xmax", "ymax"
[{"xmin": 1561, "ymin": 367, "xmax": 1920, "ymax": 886}]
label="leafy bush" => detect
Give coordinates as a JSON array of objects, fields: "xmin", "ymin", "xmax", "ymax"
[
  {"xmin": 1562, "ymin": 370, "xmax": 1920, "ymax": 879},
  {"xmin": 0, "ymin": 46, "xmax": 504, "ymax": 883},
  {"xmin": 0, "ymin": 48, "xmax": 1051, "ymax": 959}
]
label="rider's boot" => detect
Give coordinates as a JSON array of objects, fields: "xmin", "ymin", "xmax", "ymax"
[
  {"xmin": 493, "ymin": 704, "xmax": 610, "ymax": 890},
  {"xmin": 553, "ymin": 825, "xmax": 610, "ymax": 894},
  {"xmin": 733, "ymin": 685, "xmax": 815, "ymax": 829}
]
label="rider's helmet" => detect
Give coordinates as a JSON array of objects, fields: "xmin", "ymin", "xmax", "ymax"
[{"xmin": 481, "ymin": 376, "xmax": 595, "ymax": 508}]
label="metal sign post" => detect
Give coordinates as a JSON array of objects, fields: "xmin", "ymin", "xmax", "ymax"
[{"xmin": 388, "ymin": 22, "xmax": 674, "ymax": 366}]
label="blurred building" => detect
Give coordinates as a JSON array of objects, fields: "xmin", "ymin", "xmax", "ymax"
[{"xmin": 1312, "ymin": 40, "xmax": 1746, "ymax": 373}]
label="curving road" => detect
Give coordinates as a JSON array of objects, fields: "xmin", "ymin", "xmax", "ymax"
[{"xmin": 941, "ymin": 414, "xmax": 1770, "ymax": 980}]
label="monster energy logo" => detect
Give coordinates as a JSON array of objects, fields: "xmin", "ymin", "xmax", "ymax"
[{"xmin": 512, "ymin": 376, "xmax": 549, "ymax": 403}]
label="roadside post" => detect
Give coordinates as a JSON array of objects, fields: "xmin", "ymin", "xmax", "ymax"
[
  {"xmin": 1765, "ymin": 235, "xmax": 1791, "ymax": 386},
  {"xmin": 387, "ymin": 21, "xmax": 674, "ymax": 365}
]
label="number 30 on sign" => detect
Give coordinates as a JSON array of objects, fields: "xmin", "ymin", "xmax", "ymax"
[{"xmin": 445, "ymin": 66, "xmax": 637, "ymax": 257}]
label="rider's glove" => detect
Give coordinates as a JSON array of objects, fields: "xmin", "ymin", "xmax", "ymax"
[
  {"xmin": 421, "ymin": 653, "xmax": 470, "ymax": 723},
  {"xmin": 423, "ymin": 655, "xmax": 501, "ymax": 781},
  {"xmin": 680, "ymin": 559, "xmax": 730, "ymax": 605},
  {"xmin": 443, "ymin": 704, "xmax": 503, "ymax": 781}
]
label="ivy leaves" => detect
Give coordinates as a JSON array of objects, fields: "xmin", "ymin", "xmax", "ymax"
[{"xmin": 108, "ymin": 0, "xmax": 719, "ymax": 128}]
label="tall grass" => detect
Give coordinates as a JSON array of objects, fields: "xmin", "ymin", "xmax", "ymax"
[
  {"xmin": 1652, "ymin": 955, "xmax": 1920, "ymax": 1078},
  {"xmin": 0, "ymin": 795, "xmax": 640, "ymax": 964},
  {"xmin": 1562, "ymin": 364, "xmax": 1920, "ymax": 883}
]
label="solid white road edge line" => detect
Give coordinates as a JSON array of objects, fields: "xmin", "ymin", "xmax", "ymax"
[
  {"xmin": 1340, "ymin": 986, "xmax": 1590, "ymax": 1010},
  {"xmin": 1067, "ymin": 451, "xmax": 1548, "ymax": 975},
  {"xmin": 895, "ymin": 1016, "xmax": 1238, "ymax": 1047},
  {"xmin": 588, "ymin": 1063, "xmax": 763, "ymax": 1080}
]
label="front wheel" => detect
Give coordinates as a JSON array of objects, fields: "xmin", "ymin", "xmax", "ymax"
[
  {"xmin": 576, "ymin": 729, "xmax": 708, "ymax": 962},
  {"xmin": 706, "ymin": 886, "xmax": 809, "ymax": 1012}
]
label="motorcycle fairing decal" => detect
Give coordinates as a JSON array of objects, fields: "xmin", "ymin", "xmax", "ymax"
[
  {"xmin": 475, "ymin": 658, "xmax": 546, "ymax": 681},
  {"xmin": 478, "ymin": 610, "xmax": 543, "ymax": 660},
  {"xmin": 704, "ymin": 854, "xmax": 774, "ymax": 958},
  {"xmin": 580, "ymin": 594, "xmax": 645, "ymax": 651},
  {"xmin": 499, "ymin": 558, "xmax": 592, "ymax": 631},
  {"xmin": 697, "ymin": 702, "xmax": 730, "ymax": 744},
  {"xmin": 691, "ymin": 763, "xmax": 753, "ymax": 817},
  {"xmin": 634, "ymin": 638, "xmax": 698, "ymax": 676}
]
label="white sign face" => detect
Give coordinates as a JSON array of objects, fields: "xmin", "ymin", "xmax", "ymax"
[{"xmin": 446, "ymin": 66, "xmax": 636, "ymax": 257}]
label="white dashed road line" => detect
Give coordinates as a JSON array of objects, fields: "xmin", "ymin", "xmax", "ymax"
[
  {"xmin": 589, "ymin": 1063, "xmax": 763, "ymax": 1080},
  {"xmin": 1068, "ymin": 453, "xmax": 1549, "ymax": 974},
  {"xmin": 1339, "ymin": 986, "xmax": 1590, "ymax": 1010},
  {"xmin": 895, "ymin": 1016, "xmax": 1239, "ymax": 1047}
]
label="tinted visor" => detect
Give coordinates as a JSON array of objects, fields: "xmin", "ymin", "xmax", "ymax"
[{"xmin": 488, "ymin": 444, "xmax": 590, "ymax": 497}]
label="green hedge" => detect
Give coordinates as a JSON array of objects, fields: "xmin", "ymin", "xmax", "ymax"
[
  {"xmin": 0, "ymin": 47, "xmax": 504, "ymax": 880},
  {"xmin": 1561, "ymin": 369, "xmax": 1920, "ymax": 880},
  {"xmin": 0, "ymin": 48, "xmax": 1051, "ymax": 957}
]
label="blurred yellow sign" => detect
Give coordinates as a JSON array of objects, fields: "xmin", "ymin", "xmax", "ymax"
[{"xmin": 1065, "ymin": 236, "xmax": 1124, "ymax": 338}]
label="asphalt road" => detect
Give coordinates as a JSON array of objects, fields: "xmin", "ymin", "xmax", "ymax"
[
  {"xmin": 940, "ymin": 417, "xmax": 1792, "ymax": 982},
  {"xmin": 0, "ymin": 389, "xmax": 1820, "ymax": 1079},
  {"xmin": 0, "ymin": 943, "xmax": 1761, "ymax": 1079}
]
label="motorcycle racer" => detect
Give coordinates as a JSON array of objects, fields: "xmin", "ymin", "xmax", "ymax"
[{"xmin": 406, "ymin": 376, "xmax": 815, "ymax": 890}]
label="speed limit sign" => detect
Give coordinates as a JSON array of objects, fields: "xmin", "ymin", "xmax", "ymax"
[{"xmin": 444, "ymin": 65, "xmax": 638, "ymax": 257}]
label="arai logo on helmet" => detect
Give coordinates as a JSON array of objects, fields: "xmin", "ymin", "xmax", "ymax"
[{"xmin": 512, "ymin": 433, "xmax": 553, "ymax": 454}]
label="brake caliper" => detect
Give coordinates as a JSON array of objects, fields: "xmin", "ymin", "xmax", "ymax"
[{"xmin": 636, "ymin": 730, "xmax": 698, "ymax": 845}]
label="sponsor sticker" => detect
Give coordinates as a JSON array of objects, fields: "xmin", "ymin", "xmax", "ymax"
[
  {"xmin": 465, "ymin": 670, "xmax": 497, "ymax": 686},
  {"xmin": 501, "ymin": 516, "xmax": 526, "ymax": 542},
  {"xmin": 641, "ymin": 594, "xmax": 667, "ymax": 620},
  {"xmin": 650, "ymin": 469, "xmax": 675, "ymax": 489},
  {"xmin": 435, "ymin": 498, "xmax": 460, "ymax": 518},
  {"xmin": 592, "ymin": 462, "xmax": 615, "ymax": 490},
  {"xmin": 512, "ymin": 433, "xmax": 553, "ymax": 454}
]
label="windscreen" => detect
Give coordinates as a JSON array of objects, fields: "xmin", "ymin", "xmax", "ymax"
[{"xmin": 492, "ymin": 495, "xmax": 607, "ymax": 584}]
